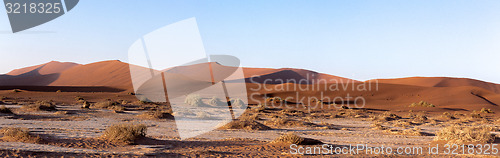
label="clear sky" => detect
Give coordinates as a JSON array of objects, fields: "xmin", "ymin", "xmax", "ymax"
[{"xmin": 1, "ymin": 0, "xmax": 500, "ymax": 83}]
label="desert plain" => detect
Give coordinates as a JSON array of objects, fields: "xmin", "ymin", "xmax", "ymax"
[{"xmin": 0, "ymin": 60, "xmax": 499, "ymax": 157}]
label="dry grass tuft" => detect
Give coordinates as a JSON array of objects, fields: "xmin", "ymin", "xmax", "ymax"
[
  {"xmin": 441, "ymin": 112, "xmax": 456, "ymax": 120},
  {"xmin": 138, "ymin": 110, "xmax": 174, "ymax": 119},
  {"xmin": 94, "ymin": 101, "xmax": 120, "ymax": 109},
  {"xmin": 266, "ymin": 97, "xmax": 282, "ymax": 104},
  {"xmin": 435, "ymin": 125, "xmax": 494, "ymax": 144},
  {"xmin": 0, "ymin": 127, "xmax": 42, "ymax": 143},
  {"xmin": 280, "ymin": 109, "xmax": 305, "ymax": 117},
  {"xmin": 0, "ymin": 105, "xmax": 13, "ymax": 114},
  {"xmin": 94, "ymin": 101, "xmax": 125, "ymax": 112},
  {"xmin": 21, "ymin": 101, "xmax": 57, "ymax": 111},
  {"xmin": 266, "ymin": 116, "xmax": 316, "ymax": 127},
  {"xmin": 220, "ymin": 119, "xmax": 272, "ymax": 130},
  {"xmin": 409, "ymin": 101, "xmax": 435, "ymax": 107},
  {"xmin": 400, "ymin": 127, "xmax": 424, "ymax": 136},
  {"xmin": 480, "ymin": 108, "xmax": 493, "ymax": 114},
  {"xmin": 239, "ymin": 113, "xmax": 261, "ymax": 121},
  {"xmin": 371, "ymin": 122, "xmax": 388, "ymax": 130},
  {"xmin": 271, "ymin": 132, "xmax": 322, "ymax": 145},
  {"xmin": 74, "ymin": 96, "xmax": 84, "ymax": 101},
  {"xmin": 336, "ymin": 109, "xmax": 368, "ymax": 118},
  {"xmin": 372, "ymin": 111, "xmax": 401, "ymax": 121},
  {"xmin": 81, "ymin": 101, "xmax": 90, "ymax": 109},
  {"xmin": 100, "ymin": 124, "xmax": 147, "ymax": 145},
  {"xmin": 253, "ymin": 104, "xmax": 272, "ymax": 113}
]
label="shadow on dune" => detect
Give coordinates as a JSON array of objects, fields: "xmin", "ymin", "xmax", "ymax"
[
  {"xmin": 0, "ymin": 64, "xmax": 125, "ymax": 92},
  {"xmin": 0, "ymin": 64, "xmax": 60, "ymax": 86}
]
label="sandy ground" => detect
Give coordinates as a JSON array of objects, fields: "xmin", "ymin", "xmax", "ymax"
[{"xmin": 0, "ymin": 90, "xmax": 499, "ymax": 157}]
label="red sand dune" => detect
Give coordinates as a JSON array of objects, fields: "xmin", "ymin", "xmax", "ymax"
[
  {"xmin": 48, "ymin": 60, "xmax": 133, "ymax": 89},
  {"xmin": 242, "ymin": 67, "xmax": 357, "ymax": 84},
  {"xmin": 371, "ymin": 77, "xmax": 500, "ymax": 94},
  {"xmin": 7, "ymin": 61, "xmax": 79, "ymax": 76},
  {"xmin": 1, "ymin": 60, "xmax": 355, "ymax": 89},
  {"xmin": 253, "ymin": 82, "xmax": 500, "ymax": 112},
  {"xmin": 1, "ymin": 60, "xmax": 500, "ymax": 112}
]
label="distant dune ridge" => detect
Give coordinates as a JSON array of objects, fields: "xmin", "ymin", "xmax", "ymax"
[
  {"xmin": 373, "ymin": 77, "xmax": 500, "ymax": 94},
  {"xmin": 0, "ymin": 60, "xmax": 359, "ymax": 89},
  {"xmin": 7, "ymin": 61, "xmax": 79, "ymax": 76},
  {"xmin": 1, "ymin": 60, "xmax": 500, "ymax": 109}
]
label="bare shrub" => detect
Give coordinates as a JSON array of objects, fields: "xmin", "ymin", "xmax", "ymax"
[
  {"xmin": 271, "ymin": 132, "xmax": 322, "ymax": 145},
  {"xmin": 435, "ymin": 125, "xmax": 494, "ymax": 144},
  {"xmin": 0, "ymin": 127, "xmax": 42, "ymax": 143},
  {"xmin": 100, "ymin": 124, "xmax": 147, "ymax": 145}
]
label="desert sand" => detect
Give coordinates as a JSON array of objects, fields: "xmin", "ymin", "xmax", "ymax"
[{"xmin": 0, "ymin": 60, "xmax": 499, "ymax": 157}]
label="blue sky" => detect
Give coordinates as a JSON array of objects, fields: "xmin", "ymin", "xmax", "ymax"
[{"xmin": 1, "ymin": 0, "xmax": 500, "ymax": 83}]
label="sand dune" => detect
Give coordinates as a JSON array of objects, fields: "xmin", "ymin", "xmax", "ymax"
[
  {"xmin": 7, "ymin": 61, "xmax": 79, "ymax": 76},
  {"xmin": 371, "ymin": 77, "xmax": 500, "ymax": 94},
  {"xmin": 1, "ymin": 59, "xmax": 499, "ymax": 109},
  {"xmin": 48, "ymin": 60, "xmax": 133, "ymax": 89},
  {"xmin": 243, "ymin": 68, "xmax": 357, "ymax": 84},
  {"xmin": 253, "ymin": 82, "xmax": 500, "ymax": 112}
]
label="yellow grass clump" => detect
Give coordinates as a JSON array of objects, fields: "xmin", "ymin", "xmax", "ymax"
[
  {"xmin": 480, "ymin": 108, "xmax": 493, "ymax": 114},
  {"xmin": 271, "ymin": 132, "xmax": 322, "ymax": 145},
  {"xmin": 409, "ymin": 101, "xmax": 435, "ymax": 107},
  {"xmin": 100, "ymin": 124, "xmax": 147, "ymax": 145},
  {"xmin": 219, "ymin": 119, "xmax": 272, "ymax": 130},
  {"xmin": 435, "ymin": 125, "xmax": 494, "ymax": 144},
  {"xmin": 138, "ymin": 110, "xmax": 174, "ymax": 119},
  {"xmin": 0, "ymin": 105, "xmax": 13, "ymax": 114},
  {"xmin": 21, "ymin": 101, "xmax": 57, "ymax": 111},
  {"xmin": 0, "ymin": 127, "xmax": 42, "ymax": 143}
]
